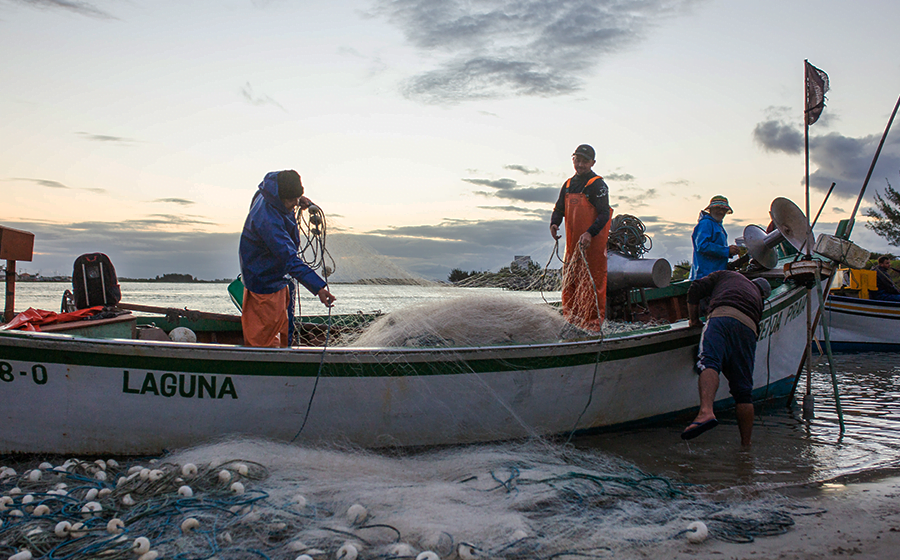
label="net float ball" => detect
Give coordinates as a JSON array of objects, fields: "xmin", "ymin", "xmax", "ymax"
[{"xmin": 169, "ymin": 327, "xmax": 197, "ymax": 343}]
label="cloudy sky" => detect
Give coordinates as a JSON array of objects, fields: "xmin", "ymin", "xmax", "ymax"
[{"xmin": 2, "ymin": 0, "xmax": 899, "ymax": 281}]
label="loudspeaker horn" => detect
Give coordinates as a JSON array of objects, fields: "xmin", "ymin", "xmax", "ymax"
[{"xmin": 743, "ymin": 197, "xmax": 813, "ymax": 270}]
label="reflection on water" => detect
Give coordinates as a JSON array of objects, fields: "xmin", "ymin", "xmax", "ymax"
[
  {"xmin": 11, "ymin": 282, "xmax": 561, "ymax": 317},
  {"xmin": 575, "ymin": 352, "xmax": 900, "ymax": 490}
]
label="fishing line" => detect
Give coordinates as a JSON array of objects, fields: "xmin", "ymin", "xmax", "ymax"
[{"xmin": 291, "ymin": 204, "xmax": 336, "ymax": 442}]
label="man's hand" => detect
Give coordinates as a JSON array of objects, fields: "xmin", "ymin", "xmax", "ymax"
[
  {"xmin": 298, "ymin": 196, "xmax": 313, "ymax": 211},
  {"xmin": 579, "ymin": 231, "xmax": 592, "ymax": 249},
  {"xmin": 728, "ymin": 245, "xmax": 740, "ymax": 257},
  {"xmin": 550, "ymin": 224, "xmax": 561, "ymax": 240},
  {"xmin": 317, "ymin": 287, "xmax": 336, "ymax": 307}
]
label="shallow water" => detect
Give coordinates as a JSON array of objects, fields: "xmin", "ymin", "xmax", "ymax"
[{"xmin": 3, "ymin": 285, "xmax": 900, "ymax": 558}]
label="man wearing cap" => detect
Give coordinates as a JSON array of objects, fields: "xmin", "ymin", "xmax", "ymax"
[
  {"xmin": 550, "ymin": 144, "xmax": 612, "ymax": 331},
  {"xmin": 870, "ymin": 256, "xmax": 900, "ymax": 302},
  {"xmin": 682, "ymin": 270, "xmax": 771, "ymax": 446},
  {"xmin": 690, "ymin": 195, "xmax": 740, "ymax": 280},
  {"xmin": 239, "ymin": 170, "xmax": 336, "ymax": 347}
]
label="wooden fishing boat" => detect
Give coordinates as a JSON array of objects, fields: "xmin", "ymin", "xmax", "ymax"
[
  {"xmin": 0, "ymin": 266, "xmax": 817, "ymax": 455},
  {"xmin": 817, "ymin": 267, "xmax": 900, "ymax": 352}
]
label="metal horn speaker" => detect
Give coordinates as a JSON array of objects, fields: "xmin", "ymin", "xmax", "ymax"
[{"xmin": 743, "ymin": 197, "xmax": 812, "ymax": 269}]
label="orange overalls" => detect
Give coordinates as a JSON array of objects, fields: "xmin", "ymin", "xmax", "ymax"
[{"xmin": 561, "ymin": 176, "xmax": 611, "ymax": 332}]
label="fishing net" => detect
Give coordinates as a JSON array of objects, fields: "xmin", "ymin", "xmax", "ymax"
[{"xmin": 0, "ymin": 439, "xmax": 800, "ymax": 560}]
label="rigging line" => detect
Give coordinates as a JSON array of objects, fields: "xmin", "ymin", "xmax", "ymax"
[
  {"xmin": 564, "ymin": 244, "xmax": 606, "ymax": 444},
  {"xmin": 291, "ymin": 294, "xmax": 333, "ymax": 443}
]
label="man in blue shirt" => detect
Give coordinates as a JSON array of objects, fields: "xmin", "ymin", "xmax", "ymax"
[
  {"xmin": 690, "ymin": 195, "xmax": 739, "ymax": 280},
  {"xmin": 239, "ymin": 170, "xmax": 336, "ymax": 347}
]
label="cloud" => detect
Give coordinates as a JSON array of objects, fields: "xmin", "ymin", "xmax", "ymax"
[
  {"xmin": 153, "ymin": 198, "xmax": 195, "ymax": 206},
  {"xmin": 808, "ymin": 132, "xmax": 900, "ymax": 198},
  {"xmin": 6, "ymin": 219, "xmax": 239, "ymax": 280},
  {"xmin": 11, "ymin": 178, "xmax": 70, "ymax": 189},
  {"xmin": 240, "ymin": 82, "xmax": 287, "ymax": 112},
  {"xmin": 605, "ymin": 172, "xmax": 635, "ymax": 182},
  {"xmin": 372, "ymin": 0, "xmax": 700, "ymax": 103},
  {"xmin": 8, "ymin": 0, "xmax": 115, "ymax": 18},
  {"xmin": 754, "ymin": 116, "xmax": 900, "ymax": 199},
  {"xmin": 614, "ymin": 187, "xmax": 658, "ymax": 208},
  {"xmin": 503, "ymin": 164, "xmax": 540, "ymax": 175},
  {"xmin": 753, "ymin": 120, "xmax": 802, "ymax": 154},
  {"xmin": 75, "ymin": 132, "xmax": 137, "ymax": 145},
  {"xmin": 464, "ymin": 177, "xmax": 558, "ymax": 203}
]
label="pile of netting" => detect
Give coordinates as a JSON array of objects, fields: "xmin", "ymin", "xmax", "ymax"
[
  {"xmin": 335, "ymin": 293, "xmax": 654, "ymax": 348},
  {"xmin": 338, "ymin": 293, "xmax": 590, "ymax": 347},
  {"xmin": 1, "ymin": 439, "xmax": 799, "ymax": 560}
]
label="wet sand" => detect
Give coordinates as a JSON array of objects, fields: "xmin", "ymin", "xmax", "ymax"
[{"xmin": 639, "ymin": 475, "xmax": 900, "ymax": 560}]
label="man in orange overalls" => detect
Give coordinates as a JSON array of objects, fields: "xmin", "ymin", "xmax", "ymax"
[{"xmin": 549, "ymin": 144, "xmax": 611, "ymax": 332}]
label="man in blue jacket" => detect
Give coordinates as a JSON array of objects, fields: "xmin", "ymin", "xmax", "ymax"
[
  {"xmin": 239, "ymin": 170, "xmax": 336, "ymax": 347},
  {"xmin": 690, "ymin": 195, "xmax": 739, "ymax": 280}
]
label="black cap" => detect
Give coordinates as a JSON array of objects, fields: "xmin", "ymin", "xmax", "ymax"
[
  {"xmin": 573, "ymin": 144, "xmax": 595, "ymax": 160},
  {"xmin": 277, "ymin": 170, "xmax": 304, "ymax": 199}
]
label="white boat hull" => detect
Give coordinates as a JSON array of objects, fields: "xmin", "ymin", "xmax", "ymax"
[
  {"xmin": 818, "ymin": 294, "xmax": 900, "ymax": 352},
  {"xmin": 0, "ymin": 284, "xmax": 813, "ymax": 454}
]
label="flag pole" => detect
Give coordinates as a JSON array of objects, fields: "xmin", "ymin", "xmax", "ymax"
[{"xmin": 802, "ymin": 59, "xmax": 814, "ymax": 420}]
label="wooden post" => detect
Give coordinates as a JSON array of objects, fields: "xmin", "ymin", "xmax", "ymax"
[
  {"xmin": 0, "ymin": 225, "xmax": 35, "ymax": 323},
  {"xmin": 4, "ymin": 260, "xmax": 15, "ymax": 323}
]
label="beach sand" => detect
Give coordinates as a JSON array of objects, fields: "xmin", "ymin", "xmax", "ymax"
[{"xmin": 638, "ymin": 475, "xmax": 900, "ymax": 560}]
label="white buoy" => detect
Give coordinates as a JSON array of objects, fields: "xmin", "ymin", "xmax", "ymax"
[
  {"xmin": 457, "ymin": 543, "xmax": 480, "ymax": 560},
  {"xmin": 292, "ymin": 494, "xmax": 308, "ymax": 508},
  {"xmin": 107, "ymin": 459, "xmax": 120, "ymax": 468},
  {"xmin": 9, "ymin": 487, "xmax": 22, "ymax": 496},
  {"xmin": 39, "ymin": 462, "xmax": 53, "ymax": 470},
  {"xmin": 218, "ymin": 469, "xmax": 232, "ymax": 484},
  {"xmin": 9, "ymin": 550, "xmax": 33, "ymax": 560},
  {"xmin": 0, "ymin": 496, "xmax": 12, "ymax": 510},
  {"xmin": 55, "ymin": 521, "xmax": 71, "ymax": 537},
  {"xmin": 85, "ymin": 488, "xmax": 99, "ymax": 501},
  {"xmin": 336, "ymin": 542, "xmax": 358, "ymax": 560},
  {"xmin": 107, "ymin": 518, "xmax": 125, "ymax": 534},
  {"xmin": 388, "ymin": 543, "xmax": 414, "ymax": 558},
  {"xmin": 287, "ymin": 540, "xmax": 308, "ymax": 552},
  {"xmin": 295, "ymin": 556, "xmax": 314, "ymax": 560},
  {"xmin": 169, "ymin": 327, "xmax": 197, "ymax": 343},
  {"xmin": 122, "ymin": 494, "xmax": 135, "ymax": 506},
  {"xmin": 416, "ymin": 553, "xmax": 440, "ymax": 560},
  {"xmin": 139, "ymin": 468, "xmax": 151, "ymax": 480},
  {"xmin": 686, "ymin": 521, "xmax": 709, "ymax": 544},
  {"xmin": 236, "ymin": 463, "xmax": 249, "ymax": 476},
  {"xmin": 32, "ymin": 504, "xmax": 50, "ymax": 516},
  {"xmin": 27, "ymin": 470, "xmax": 41, "ymax": 482},
  {"xmin": 99, "ymin": 488, "xmax": 113, "ymax": 497},
  {"xmin": 69, "ymin": 522, "xmax": 86, "ymax": 538},
  {"xmin": 133, "ymin": 537, "xmax": 151, "ymax": 555},
  {"xmin": 178, "ymin": 485, "xmax": 194, "ymax": 498},
  {"xmin": 181, "ymin": 463, "xmax": 198, "ymax": 477},
  {"xmin": 230, "ymin": 482, "xmax": 245, "ymax": 495},
  {"xmin": 95, "ymin": 460, "xmax": 107, "ymax": 471},
  {"xmin": 82, "ymin": 501, "xmax": 102, "ymax": 515},
  {"xmin": 138, "ymin": 551, "xmax": 159, "ymax": 560},
  {"xmin": 128, "ymin": 466, "xmax": 143, "ymax": 475},
  {"xmin": 148, "ymin": 469, "xmax": 163, "ymax": 482},
  {"xmin": 21, "ymin": 495, "xmax": 34, "ymax": 506},
  {"xmin": 510, "ymin": 529, "xmax": 528, "ymax": 541},
  {"xmin": 347, "ymin": 503, "xmax": 367, "ymax": 525},
  {"xmin": 95, "ymin": 470, "xmax": 107, "ymax": 482},
  {"xmin": 181, "ymin": 518, "xmax": 200, "ymax": 533}
]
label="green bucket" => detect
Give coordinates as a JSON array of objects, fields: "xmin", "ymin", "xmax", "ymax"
[{"xmin": 227, "ymin": 276, "xmax": 244, "ymax": 312}]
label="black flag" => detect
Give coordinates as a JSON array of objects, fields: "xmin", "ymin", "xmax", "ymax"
[{"xmin": 805, "ymin": 61, "xmax": 829, "ymax": 125}]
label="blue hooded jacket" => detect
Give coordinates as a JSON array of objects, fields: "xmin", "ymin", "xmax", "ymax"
[
  {"xmin": 690, "ymin": 211, "xmax": 730, "ymax": 280},
  {"xmin": 239, "ymin": 171, "xmax": 327, "ymax": 296}
]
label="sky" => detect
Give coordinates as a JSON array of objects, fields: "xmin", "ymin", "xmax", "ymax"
[{"xmin": 2, "ymin": 0, "xmax": 900, "ymax": 282}]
